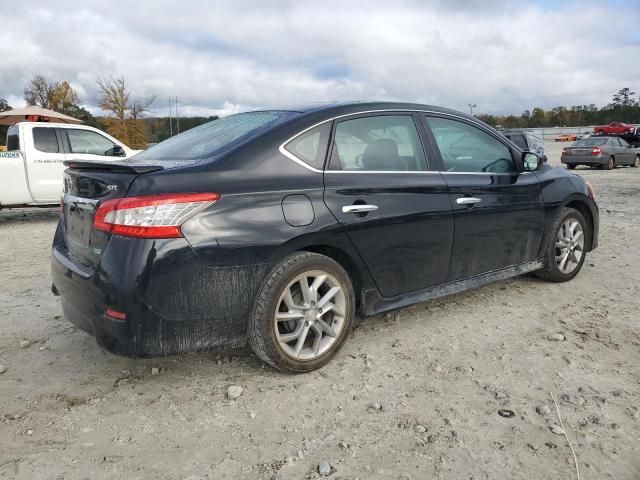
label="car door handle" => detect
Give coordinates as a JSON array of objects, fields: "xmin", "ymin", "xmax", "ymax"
[
  {"xmin": 456, "ymin": 197, "xmax": 482, "ymax": 205},
  {"xmin": 342, "ymin": 204, "xmax": 378, "ymax": 214}
]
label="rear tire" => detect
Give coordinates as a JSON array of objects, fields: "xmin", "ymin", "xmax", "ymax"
[
  {"xmin": 632, "ymin": 155, "xmax": 640, "ymax": 168},
  {"xmin": 566, "ymin": 164, "xmax": 576, "ymax": 170},
  {"xmin": 534, "ymin": 208, "xmax": 588, "ymax": 283},
  {"xmin": 247, "ymin": 252, "xmax": 355, "ymax": 372},
  {"xmin": 605, "ymin": 156, "xmax": 615, "ymax": 170}
]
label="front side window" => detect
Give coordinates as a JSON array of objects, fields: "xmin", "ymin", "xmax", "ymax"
[
  {"xmin": 426, "ymin": 116, "xmax": 514, "ymax": 173},
  {"xmin": 66, "ymin": 129, "xmax": 115, "ymax": 156},
  {"xmin": 33, "ymin": 128, "xmax": 59, "ymax": 153},
  {"xmin": 330, "ymin": 115, "xmax": 427, "ymax": 171},
  {"xmin": 284, "ymin": 123, "xmax": 331, "ymax": 170}
]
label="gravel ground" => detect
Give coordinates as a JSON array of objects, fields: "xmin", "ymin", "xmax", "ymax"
[{"xmin": 1, "ymin": 142, "xmax": 639, "ymax": 479}]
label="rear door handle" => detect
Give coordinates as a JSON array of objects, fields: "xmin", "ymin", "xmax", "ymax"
[
  {"xmin": 456, "ymin": 197, "xmax": 482, "ymax": 205},
  {"xmin": 342, "ymin": 204, "xmax": 378, "ymax": 214}
]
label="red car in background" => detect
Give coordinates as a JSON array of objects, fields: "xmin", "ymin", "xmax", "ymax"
[{"xmin": 593, "ymin": 122, "xmax": 636, "ymax": 135}]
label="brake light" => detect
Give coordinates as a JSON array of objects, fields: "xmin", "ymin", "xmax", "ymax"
[
  {"xmin": 562, "ymin": 148, "xmax": 568, "ymax": 155},
  {"xmin": 105, "ymin": 308, "xmax": 127, "ymax": 321},
  {"xmin": 94, "ymin": 192, "xmax": 220, "ymax": 238},
  {"xmin": 591, "ymin": 147, "xmax": 602, "ymax": 156}
]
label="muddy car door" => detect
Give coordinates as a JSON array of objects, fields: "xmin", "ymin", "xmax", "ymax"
[
  {"xmin": 322, "ymin": 113, "xmax": 454, "ymax": 298},
  {"xmin": 422, "ymin": 114, "xmax": 545, "ymax": 281}
]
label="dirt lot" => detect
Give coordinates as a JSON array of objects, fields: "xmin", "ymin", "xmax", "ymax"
[{"xmin": 1, "ymin": 142, "xmax": 639, "ymax": 480}]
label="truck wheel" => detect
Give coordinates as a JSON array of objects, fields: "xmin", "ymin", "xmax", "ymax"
[
  {"xmin": 605, "ymin": 157, "xmax": 615, "ymax": 170},
  {"xmin": 632, "ymin": 155, "xmax": 640, "ymax": 168},
  {"xmin": 247, "ymin": 252, "xmax": 355, "ymax": 372},
  {"xmin": 534, "ymin": 207, "xmax": 588, "ymax": 283}
]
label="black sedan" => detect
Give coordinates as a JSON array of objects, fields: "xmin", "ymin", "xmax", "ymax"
[{"xmin": 52, "ymin": 102, "xmax": 599, "ymax": 372}]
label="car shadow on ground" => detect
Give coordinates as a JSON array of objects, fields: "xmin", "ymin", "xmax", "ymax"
[{"xmin": 0, "ymin": 207, "xmax": 60, "ymax": 225}]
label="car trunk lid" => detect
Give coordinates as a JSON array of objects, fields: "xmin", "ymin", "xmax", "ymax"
[{"xmin": 62, "ymin": 161, "xmax": 164, "ymax": 269}]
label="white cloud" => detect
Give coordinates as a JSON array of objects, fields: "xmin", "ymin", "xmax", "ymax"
[{"xmin": 1, "ymin": 0, "xmax": 638, "ymax": 117}]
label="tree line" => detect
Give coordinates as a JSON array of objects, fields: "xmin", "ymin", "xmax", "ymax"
[
  {"xmin": 476, "ymin": 88, "xmax": 639, "ymax": 129},
  {"xmin": 2, "ymin": 82, "xmax": 638, "ymax": 147}
]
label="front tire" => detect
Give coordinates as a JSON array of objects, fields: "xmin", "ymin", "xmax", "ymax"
[
  {"xmin": 632, "ymin": 155, "xmax": 640, "ymax": 168},
  {"xmin": 247, "ymin": 252, "xmax": 355, "ymax": 372},
  {"xmin": 534, "ymin": 208, "xmax": 588, "ymax": 283}
]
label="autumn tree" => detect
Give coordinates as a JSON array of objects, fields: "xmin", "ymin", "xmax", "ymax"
[
  {"xmin": 96, "ymin": 75, "xmax": 154, "ymax": 149},
  {"xmin": 23, "ymin": 75, "xmax": 84, "ymax": 117},
  {"xmin": 23, "ymin": 75, "xmax": 56, "ymax": 108}
]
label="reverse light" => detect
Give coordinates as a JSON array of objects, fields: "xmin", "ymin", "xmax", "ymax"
[
  {"xmin": 94, "ymin": 192, "xmax": 220, "ymax": 238},
  {"xmin": 591, "ymin": 147, "xmax": 602, "ymax": 156}
]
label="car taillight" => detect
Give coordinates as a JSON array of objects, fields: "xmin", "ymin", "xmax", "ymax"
[
  {"xmin": 591, "ymin": 147, "xmax": 602, "ymax": 155},
  {"xmin": 562, "ymin": 148, "xmax": 568, "ymax": 155},
  {"xmin": 94, "ymin": 192, "xmax": 220, "ymax": 238}
]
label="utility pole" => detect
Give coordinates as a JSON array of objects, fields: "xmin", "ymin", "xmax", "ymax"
[
  {"xmin": 468, "ymin": 103, "xmax": 477, "ymax": 115},
  {"xmin": 175, "ymin": 96, "xmax": 180, "ymax": 134},
  {"xmin": 168, "ymin": 97, "xmax": 173, "ymax": 137}
]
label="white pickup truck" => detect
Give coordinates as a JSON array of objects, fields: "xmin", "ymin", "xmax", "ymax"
[{"xmin": 1, "ymin": 122, "xmax": 140, "ymax": 208}]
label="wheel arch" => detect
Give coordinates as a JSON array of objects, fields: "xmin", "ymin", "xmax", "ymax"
[
  {"xmin": 297, "ymin": 244, "xmax": 365, "ymax": 309},
  {"xmin": 564, "ymin": 199, "xmax": 595, "ymax": 251}
]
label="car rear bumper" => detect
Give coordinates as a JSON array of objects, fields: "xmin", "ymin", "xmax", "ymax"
[
  {"xmin": 51, "ymin": 221, "xmax": 269, "ymax": 357},
  {"xmin": 561, "ymin": 155, "xmax": 606, "ymax": 165}
]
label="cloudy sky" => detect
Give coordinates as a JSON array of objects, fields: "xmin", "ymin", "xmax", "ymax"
[{"xmin": 1, "ymin": 0, "xmax": 639, "ymax": 117}]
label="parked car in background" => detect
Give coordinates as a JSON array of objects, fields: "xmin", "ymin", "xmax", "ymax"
[
  {"xmin": 501, "ymin": 129, "xmax": 545, "ymax": 156},
  {"xmin": 52, "ymin": 102, "xmax": 599, "ymax": 372},
  {"xmin": 555, "ymin": 133, "xmax": 578, "ymax": 142},
  {"xmin": 593, "ymin": 122, "xmax": 635, "ymax": 135},
  {"xmin": 0, "ymin": 122, "xmax": 141, "ymax": 208},
  {"xmin": 561, "ymin": 136, "xmax": 640, "ymax": 169}
]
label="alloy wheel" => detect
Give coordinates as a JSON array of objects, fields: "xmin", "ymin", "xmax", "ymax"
[
  {"xmin": 273, "ymin": 270, "xmax": 347, "ymax": 360},
  {"xmin": 555, "ymin": 218, "xmax": 584, "ymax": 274}
]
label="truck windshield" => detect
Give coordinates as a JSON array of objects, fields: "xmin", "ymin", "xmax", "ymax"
[
  {"xmin": 7, "ymin": 125, "xmax": 19, "ymax": 151},
  {"xmin": 134, "ymin": 110, "xmax": 295, "ymax": 161}
]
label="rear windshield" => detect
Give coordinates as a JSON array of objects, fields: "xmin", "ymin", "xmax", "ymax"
[
  {"xmin": 134, "ymin": 111, "xmax": 294, "ymax": 161},
  {"xmin": 574, "ymin": 138, "xmax": 607, "ymax": 147}
]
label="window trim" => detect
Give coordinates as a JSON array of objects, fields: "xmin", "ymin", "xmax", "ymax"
[{"xmin": 279, "ymin": 109, "xmax": 525, "ymax": 175}]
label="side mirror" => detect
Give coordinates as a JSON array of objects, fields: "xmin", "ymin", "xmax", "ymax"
[
  {"xmin": 522, "ymin": 152, "xmax": 541, "ymax": 171},
  {"xmin": 108, "ymin": 145, "xmax": 126, "ymax": 157}
]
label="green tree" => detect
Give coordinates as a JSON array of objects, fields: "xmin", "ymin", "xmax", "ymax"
[{"xmin": 0, "ymin": 98, "xmax": 11, "ymax": 112}]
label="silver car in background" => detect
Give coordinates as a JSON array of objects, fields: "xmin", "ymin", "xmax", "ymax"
[{"xmin": 561, "ymin": 136, "xmax": 640, "ymax": 170}]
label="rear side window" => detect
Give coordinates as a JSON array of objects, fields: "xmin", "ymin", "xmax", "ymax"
[
  {"xmin": 136, "ymin": 111, "xmax": 295, "ymax": 161},
  {"xmin": 33, "ymin": 128, "xmax": 60, "ymax": 153},
  {"xmin": 7, "ymin": 125, "xmax": 19, "ymax": 151},
  {"xmin": 284, "ymin": 123, "xmax": 331, "ymax": 170},
  {"xmin": 329, "ymin": 115, "xmax": 427, "ymax": 171},
  {"xmin": 66, "ymin": 129, "xmax": 115, "ymax": 156}
]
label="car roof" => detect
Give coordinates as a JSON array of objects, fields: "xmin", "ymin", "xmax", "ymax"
[{"xmin": 252, "ymin": 101, "xmax": 474, "ymax": 121}]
